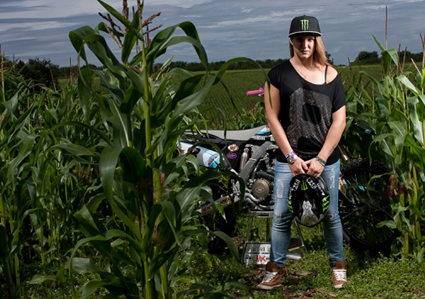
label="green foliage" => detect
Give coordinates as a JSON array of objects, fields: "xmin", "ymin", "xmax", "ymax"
[
  {"xmin": 173, "ymin": 212, "xmax": 425, "ymax": 298},
  {"xmin": 352, "ymin": 49, "xmax": 424, "ymax": 66},
  {"xmin": 353, "ymin": 50, "xmax": 381, "ymax": 65},
  {"xmin": 40, "ymin": 0, "xmax": 265, "ymax": 298},
  {"xmin": 345, "ymin": 35, "xmax": 425, "ymax": 262},
  {"xmin": 229, "ymin": 101, "xmax": 267, "ymax": 130},
  {"xmin": 15, "ymin": 58, "xmax": 60, "ymax": 90},
  {"xmin": 0, "ymin": 54, "xmax": 94, "ymax": 298},
  {"xmin": 172, "ymin": 69, "xmax": 267, "ymax": 129},
  {"xmin": 169, "ymin": 59, "xmax": 287, "ymax": 72},
  {"xmin": 2, "ymin": 6, "xmax": 425, "ymax": 297}
]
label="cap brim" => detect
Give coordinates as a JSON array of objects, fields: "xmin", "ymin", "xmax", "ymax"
[{"xmin": 288, "ymin": 31, "xmax": 321, "ymax": 37}]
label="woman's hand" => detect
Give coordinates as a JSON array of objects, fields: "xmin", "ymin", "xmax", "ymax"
[
  {"xmin": 306, "ymin": 158, "xmax": 324, "ymax": 178},
  {"xmin": 289, "ymin": 158, "xmax": 309, "ymax": 176}
]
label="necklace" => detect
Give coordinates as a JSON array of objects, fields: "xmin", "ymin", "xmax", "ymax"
[{"xmin": 296, "ymin": 64, "xmax": 316, "ymax": 79}]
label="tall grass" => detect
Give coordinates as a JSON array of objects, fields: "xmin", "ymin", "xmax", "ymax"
[
  {"xmin": 51, "ymin": 0, "xmax": 265, "ymax": 297},
  {"xmin": 344, "ymin": 35, "xmax": 425, "ymax": 262}
]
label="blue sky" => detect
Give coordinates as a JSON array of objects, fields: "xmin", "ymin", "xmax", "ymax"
[{"xmin": 1, "ymin": 0, "xmax": 424, "ymax": 67}]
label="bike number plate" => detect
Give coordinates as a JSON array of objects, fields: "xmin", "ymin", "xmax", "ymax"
[{"xmin": 242, "ymin": 242, "xmax": 271, "ymax": 265}]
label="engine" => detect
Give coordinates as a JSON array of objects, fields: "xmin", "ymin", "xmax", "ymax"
[
  {"xmin": 251, "ymin": 178, "xmax": 271, "ymax": 199},
  {"xmin": 246, "ymin": 172, "xmax": 274, "ymax": 211}
]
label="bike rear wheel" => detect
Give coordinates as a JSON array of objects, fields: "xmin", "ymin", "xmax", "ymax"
[
  {"xmin": 201, "ymin": 183, "xmax": 237, "ymax": 254},
  {"xmin": 205, "ymin": 206, "xmax": 237, "ymax": 254},
  {"xmin": 339, "ymin": 159, "xmax": 398, "ymax": 257}
]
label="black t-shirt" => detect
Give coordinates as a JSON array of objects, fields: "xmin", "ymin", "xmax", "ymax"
[{"xmin": 268, "ymin": 60, "xmax": 346, "ymax": 164}]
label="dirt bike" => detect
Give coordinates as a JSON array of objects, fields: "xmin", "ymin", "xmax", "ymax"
[
  {"xmin": 180, "ymin": 118, "xmax": 277, "ymax": 252},
  {"xmin": 337, "ymin": 121, "xmax": 398, "ymax": 257},
  {"xmin": 180, "ymin": 87, "xmax": 397, "ymax": 257}
]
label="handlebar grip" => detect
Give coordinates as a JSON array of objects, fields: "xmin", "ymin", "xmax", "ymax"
[{"xmin": 246, "ymin": 87, "xmax": 264, "ymax": 96}]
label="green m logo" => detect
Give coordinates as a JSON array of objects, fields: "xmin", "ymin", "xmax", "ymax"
[
  {"xmin": 322, "ymin": 196, "xmax": 330, "ymax": 209},
  {"xmin": 301, "ymin": 180, "xmax": 308, "ymax": 191},
  {"xmin": 300, "ymin": 19, "xmax": 309, "ymax": 31}
]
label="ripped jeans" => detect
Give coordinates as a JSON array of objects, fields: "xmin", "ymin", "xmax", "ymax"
[{"xmin": 270, "ymin": 160, "xmax": 344, "ymax": 267}]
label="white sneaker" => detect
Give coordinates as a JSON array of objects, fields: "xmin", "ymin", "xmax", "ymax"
[
  {"xmin": 332, "ymin": 260, "xmax": 348, "ymax": 289},
  {"xmin": 256, "ymin": 262, "xmax": 285, "ymax": 290}
]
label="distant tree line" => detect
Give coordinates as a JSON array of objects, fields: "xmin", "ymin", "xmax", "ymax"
[
  {"xmin": 167, "ymin": 59, "xmax": 288, "ymax": 72},
  {"xmin": 169, "ymin": 50, "xmax": 423, "ymax": 71},
  {"xmin": 3, "ymin": 49, "xmax": 423, "ymax": 88},
  {"xmin": 4, "ymin": 58, "xmax": 102, "ymax": 89},
  {"xmin": 352, "ymin": 50, "xmax": 424, "ymax": 65}
]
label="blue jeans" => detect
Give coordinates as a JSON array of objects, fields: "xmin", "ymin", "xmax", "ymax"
[{"xmin": 270, "ymin": 160, "xmax": 344, "ymax": 267}]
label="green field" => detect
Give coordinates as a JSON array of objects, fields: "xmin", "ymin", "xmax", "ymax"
[
  {"xmin": 195, "ymin": 62, "xmax": 420, "ymax": 129},
  {"xmin": 61, "ymin": 62, "xmax": 413, "ymax": 130},
  {"xmin": 199, "ymin": 69, "xmax": 268, "ymax": 128},
  {"xmin": 196, "ymin": 64, "xmax": 373, "ymax": 128}
]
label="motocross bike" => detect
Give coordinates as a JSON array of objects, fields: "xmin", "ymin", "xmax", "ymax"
[
  {"xmin": 337, "ymin": 119, "xmax": 398, "ymax": 257},
  {"xmin": 180, "ymin": 120, "xmax": 278, "ymax": 252},
  {"xmin": 180, "ymin": 87, "xmax": 398, "ymax": 256}
]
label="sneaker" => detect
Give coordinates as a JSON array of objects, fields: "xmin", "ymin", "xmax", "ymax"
[
  {"xmin": 332, "ymin": 260, "xmax": 347, "ymax": 289},
  {"xmin": 256, "ymin": 261, "xmax": 285, "ymax": 290}
]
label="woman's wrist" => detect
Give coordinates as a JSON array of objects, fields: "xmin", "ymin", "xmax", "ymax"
[
  {"xmin": 286, "ymin": 150, "xmax": 298, "ymax": 164},
  {"xmin": 316, "ymin": 156, "xmax": 326, "ymax": 167},
  {"xmin": 285, "ymin": 150, "xmax": 295, "ymax": 159}
]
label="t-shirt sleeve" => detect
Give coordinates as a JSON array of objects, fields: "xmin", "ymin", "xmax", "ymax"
[
  {"xmin": 268, "ymin": 64, "xmax": 282, "ymax": 89},
  {"xmin": 332, "ymin": 75, "xmax": 346, "ymax": 112}
]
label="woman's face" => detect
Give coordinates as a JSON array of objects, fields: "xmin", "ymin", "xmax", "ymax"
[{"xmin": 290, "ymin": 34, "xmax": 316, "ymax": 60}]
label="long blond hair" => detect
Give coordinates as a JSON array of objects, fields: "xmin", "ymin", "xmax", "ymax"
[{"xmin": 289, "ymin": 35, "xmax": 328, "ymax": 65}]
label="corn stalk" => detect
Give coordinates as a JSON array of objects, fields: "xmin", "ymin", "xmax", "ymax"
[
  {"xmin": 44, "ymin": 0, "xmax": 260, "ymax": 297},
  {"xmin": 345, "ymin": 35, "xmax": 425, "ymax": 262}
]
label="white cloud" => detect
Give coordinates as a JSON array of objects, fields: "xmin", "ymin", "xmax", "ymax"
[
  {"xmin": 151, "ymin": 0, "xmax": 213, "ymax": 8},
  {"xmin": 202, "ymin": 8, "xmax": 324, "ymax": 28},
  {"xmin": 1, "ymin": 0, "xmax": 424, "ymax": 66},
  {"xmin": 0, "ymin": 0, "xmax": 121, "ymax": 19},
  {"xmin": 363, "ymin": 4, "xmax": 389, "ymax": 10},
  {"xmin": 0, "ymin": 21, "xmax": 77, "ymax": 33},
  {"xmin": 0, "ymin": 0, "xmax": 213, "ymax": 19},
  {"xmin": 394, "ymin": 0, "xmax": 425, "ymax": 2}
]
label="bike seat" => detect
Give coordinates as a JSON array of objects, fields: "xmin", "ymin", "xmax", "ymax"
[{"xmin": 200, "ymin": 125, "xmax": 267, "ymax": 141}]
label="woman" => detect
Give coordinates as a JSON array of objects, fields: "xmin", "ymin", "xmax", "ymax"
[{"xmin": 256, "ymin": 15, "xmax": 347, "ymax": 290}]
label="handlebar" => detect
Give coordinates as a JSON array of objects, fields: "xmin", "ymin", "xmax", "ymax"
[{"xmin": 246, "ymin": 87, "xmax": 264, "ymax": 96}]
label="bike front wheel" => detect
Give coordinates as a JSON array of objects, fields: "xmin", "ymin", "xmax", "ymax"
[{"xmin": 339, "ymin": 159, "xmax": 398, "ymax": 257}]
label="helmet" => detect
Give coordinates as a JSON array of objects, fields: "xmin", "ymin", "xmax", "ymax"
[{"xmin": 288, "ymin": 174, "xmax": 329, "ymax": 227}]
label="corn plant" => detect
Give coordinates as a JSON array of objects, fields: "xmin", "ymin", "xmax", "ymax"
[
  {"xmin": 0, "ymin": 57, "xmax": 105, "ymax": 297},
  {"xmin": 26, "ymin": 0, "xmax": 265, "ymax": 298},
  {"xmin": 345, "ymin": 36, "xmax": 425, "ymax": 262},
  {"xmin": 0, "ymin": 68, "xmax": 31, "ymax": 298}
]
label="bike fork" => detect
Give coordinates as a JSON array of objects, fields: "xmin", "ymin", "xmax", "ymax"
[{"xmin": 337, "ymin": 144, "xmax": 350, "ymax": 163}]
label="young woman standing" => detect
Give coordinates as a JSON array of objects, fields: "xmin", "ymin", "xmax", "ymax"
[{"xmin": 256, "ymin": 15, "xmax": 347, "ymax": 290}]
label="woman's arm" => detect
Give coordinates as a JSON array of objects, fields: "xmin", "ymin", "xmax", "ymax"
[
  {"xmin": 264, "ymin": 83, "xmax": 308, "ymax": 175},
  {"xmin": 307, "ymin": 105, "xmax": 346, "ymax": 177},
  {"xmin": 318, "ymin": 106, "xmax": 346, "ymax": 161}
]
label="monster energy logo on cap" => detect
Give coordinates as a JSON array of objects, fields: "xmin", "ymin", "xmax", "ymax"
[
  {"xmin": 288, "ymin": 15, "xmax": 322, "ymax": 37},
  {"xmin": 300, "ymin": 19, "xmax": 309, "ymax": 31}
]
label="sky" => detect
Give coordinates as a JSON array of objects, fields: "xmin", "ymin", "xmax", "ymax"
[{"xmin": 1, "ymin": 0, "xmax": 424, "ymax": 67}]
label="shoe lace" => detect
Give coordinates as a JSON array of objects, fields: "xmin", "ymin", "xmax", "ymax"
[
  {"xmin": 262, "ymin": 271, "xmax": 277, "ymax": 283},
  {"xmin": 333, "ymin": 269, "xmax": 347, "ymax": 282}
]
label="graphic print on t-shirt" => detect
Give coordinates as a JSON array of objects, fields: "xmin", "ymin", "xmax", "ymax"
[{"xmin": 286, "ymin": 87, "xmax": 332, "ymax": 158}]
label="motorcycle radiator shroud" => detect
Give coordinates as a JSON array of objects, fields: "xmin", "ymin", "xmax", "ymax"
[{"xmin": 179, "ymin": 140, "xmax": 248, "ymax": 170}]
